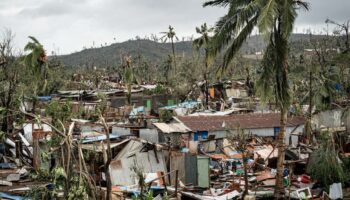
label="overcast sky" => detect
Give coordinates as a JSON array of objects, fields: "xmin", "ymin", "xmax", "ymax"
[{"xmin": 1, "ymin": 0, "xmax": 349, "ymax": 55}]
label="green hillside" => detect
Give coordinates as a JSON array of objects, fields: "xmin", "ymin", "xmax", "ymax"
[{"xmin": 56, "ymin": 34, "xmax": 330, "ymax": 67}]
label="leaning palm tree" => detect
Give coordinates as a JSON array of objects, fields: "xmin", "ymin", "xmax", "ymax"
[
  {"xmin": 204, "ymin": 0, "xmax": 309, "ymax": 198},
  {"xmin": 193, "ymin": 23, "xmax": 214, "ymax": 109},
  {"xmin": 160, "ymin": 25, "xmax": 179, "ymax": 74},
  {"xmin": 23, "ymin": 36, "xmax": 48, "ymax": 95}
]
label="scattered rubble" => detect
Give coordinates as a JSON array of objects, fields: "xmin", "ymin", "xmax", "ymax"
[{"xmin": 0, "ymin": 79, "xmax": 349, "ymax": 200}]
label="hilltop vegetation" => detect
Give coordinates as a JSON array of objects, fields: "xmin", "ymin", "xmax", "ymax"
[{"xmin": 56, "ymin": 34, "xmax": 331, "ymax": 68}]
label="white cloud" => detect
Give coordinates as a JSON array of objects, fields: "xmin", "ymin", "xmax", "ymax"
[{"xmin": 0, "ymin": 0, "xmax": 349, "ymax": 55}]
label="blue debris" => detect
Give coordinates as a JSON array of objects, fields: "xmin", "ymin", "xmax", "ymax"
[
  {"xmin": 82, "ymin": 134, "xmax": 119, "ymax": 143},
  {"xmin": 0, "ymin": 163, "xmax": 17, "ymax": 169},
  {"xmin": 129, "ymin": 106, "xmax": 145, "ymax": 118},
  {"xmin": 0, "ymin": 192, "xmax": 25, "ymax": 200},
  {"xmin": 161, "ymin": 101, "xmax": 200, "ymax": 110},
  {"xmin": 36, "ymin": 96, "xmax": 52, "ymax": 101}
]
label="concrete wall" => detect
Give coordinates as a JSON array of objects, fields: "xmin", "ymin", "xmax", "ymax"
[
  {"xmin": 313, "ymin": 109, "xmax": 343, "ymax": 128},
  {"xmin": 193, "ymin": 125, "xmax": 304, "ymax": 146},
  {"xmin": 345, "ymin": 109, "xmax": 350, "ymax": 133}
]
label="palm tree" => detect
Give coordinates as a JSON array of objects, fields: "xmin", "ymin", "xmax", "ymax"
[
  {"xmin": 23, "ymin": 36, "xmax": 48, "ymax": 95},
  {"xmin": 193, "ymin": 23, "xmax": 214, "ymax": 109},
  {"xmin": 204, "ymin": 0, "xmax": 309, "ymax": 198},
  {"xmin": 161, "ymin": 25, "xmax": 179, "ymax": 74}
]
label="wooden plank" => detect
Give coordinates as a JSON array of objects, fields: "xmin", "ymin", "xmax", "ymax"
[{"xmin": 0, "ymin": 180, "xmax": 13, "ymax": 186}]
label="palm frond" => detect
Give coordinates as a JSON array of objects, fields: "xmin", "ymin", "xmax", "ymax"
[
  {"xmin": 256, "ymin": 42, "xmax": 276, "ymax": 103},
  {"xmin": 24, "ymin": 42, "xmax": 37, "ymax": 51},
  {"xmin": 294, "ymin": 0, "xmax": 310, "ymax": 11},
  {"xmin": 257, "ymin": 0, "xmax": 278, "ymax": 36},
  {"xmin": 274, "ymin": 34, "xmax": 291, "ymax": 109},
  {"xmin": 211, "ymin": 1, "xmax": 259, "ymax": 57},
  {"xmin": 28, "ymin": 36, "xmax": 40, "ymax": 44},
  {"xmin": 203, "ymin": 0, "xmax": 231, "ymax": 7},
  {"xmin": 221, "ymin": 15, "xmax": 258, "ymax": 71},
  {"xmin": 281, "ymin": 0, "xmax": 297, "ymax": 39}
]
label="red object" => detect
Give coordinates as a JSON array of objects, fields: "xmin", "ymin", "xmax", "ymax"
[{"xmin": 300, "ymin": 175, "xmax": 311, "ymax": 183}]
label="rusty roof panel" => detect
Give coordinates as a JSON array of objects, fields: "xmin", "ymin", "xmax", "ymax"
[{"xmin": 176, "ymin": 113, "xmax": 305, "ymax": 132}]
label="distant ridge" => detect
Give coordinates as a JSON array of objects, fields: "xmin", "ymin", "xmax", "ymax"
[{"xmin": 56, "ymin": 34, "xmax": 328, "ymax": 67}]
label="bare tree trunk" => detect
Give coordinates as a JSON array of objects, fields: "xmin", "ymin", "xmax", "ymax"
[
  {"xmin": 306, "ymin": 70, "xmax": 313, "ymax": 144},
  {"xmin": 127, "ymin": 84, "xmax": 131, "ymax": 106},
  {"xmin": 171, "ymin": 38, "xmax": 176, "ymax": 75},
  {"xmin": 101, "ymin": 117, "xmax": 112, "ymax": 200},
  {"xmin": 275, "ymin": 109, "xmax": 287, "ymax": 199},
  {"xmin": 204, "ymin": 62, "xmax": 209, "ymax": 109}
]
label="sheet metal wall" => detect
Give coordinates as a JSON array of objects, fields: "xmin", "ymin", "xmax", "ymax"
[
  {"xmin": 139, "ymin": 129, "xmax": 159, "ymax": 143},
  {"xmin": 109, "ymin": 141, "xmax": 167, "ymax": 186}
]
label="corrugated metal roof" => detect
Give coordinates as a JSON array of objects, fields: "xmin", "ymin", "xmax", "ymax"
[
  {"xmin": 153, "ymin": 122, "xmax": 191, "ymax": 133},
  {"xmin": 176, "ymin": 113, "xmax": 305, "ymax": 132}
]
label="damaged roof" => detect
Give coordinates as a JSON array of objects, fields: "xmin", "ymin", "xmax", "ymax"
[
  {"xmin": 176, "ymin": 113, "xmax": 305, "ymax": 132},
  {"xmin": 153, "ymin": 122, "xmax": 191, "ymax": 133}
]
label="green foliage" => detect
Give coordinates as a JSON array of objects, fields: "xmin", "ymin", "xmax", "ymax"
[
  {"xmin": 159, "ymin": 109, "xmax": 173, "ymax": 122},
  {"xmin": 46, "ymin": 100, "xmax": 71, "ymax": 119},
  {"xmin": 342, "ymin": 156, "xmax": 350, "ymax": 178},
  {"xmin": 25, "ymin": 186, "xmax": 53, "ymax": 200},
  {"xmin": 57, "ymin": 39, "xmax": 193, "ymax": 68},
  {"xmin": 153, "ymin": 85, "xmax": 167, "ymax": 94},
  {"xmin": 205, "ymin": 0, "xmax": 309, "ymax": 107},
  {"xmin": 0, "ymin": 131, "xmax": 5, "ymax": 143},
  {"xmin": 46, "ymin": 100, "xmax": 72, "ymax": 125},
  {"xmin": 23, "ymin": 36, "xmax": 48, "ymax": 95},
  {"xmin": 67, "ymin": 176, "xmax": 90, "ymax": 200},
  {"xmin": 26, "ymin": 167, "xmax": 67, "ymax": 199},
  {"xmin": 24, "ymin": 36, "xmax": 46, "ymax": 74},
  {"xmin": 289, "ymin": 33, "xmax": 349, "ymax": 111},
  {"xmin": 193, "ymin": 23, "xmax": 214, "ymax": 64},
  {"xmin": 96, "ymin": 92, "xmax": 108, "ymax": 115},
  {"xmin": 307, "ymin": 134, "xmax": 347, "ymax": 188},
  {"xmin": 255, "ymin": 43, "xmax": 275, "ymax": 104}
]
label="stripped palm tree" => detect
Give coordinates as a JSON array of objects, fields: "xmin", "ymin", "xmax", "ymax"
[
  {"xmin": 160, "ymin": 26, "xmax": 179, "ymax": 74},
  {"xmin": 204, "ymin": 0, "xmax": 309, "ymax": 198},
  {"xmin": 193, "ymin": 23, "xmax": 214, "ymax": 109},
  {"xmin": 124, "ymin": 56, "xmax": 134, "ymax": 106}
]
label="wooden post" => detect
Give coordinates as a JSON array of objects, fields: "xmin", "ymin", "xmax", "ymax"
[
  {"xmin": 32, "ymin": 130, "xmax": 41, "ymax": 170},
  {"xmin": 175, "ymin": 170, "xmax": 178, "ymax": 197},
  {"xmin": 15, "ymin": 135, "xmax": 21, "ymax": 159},
  {"xmin": 101, "ymin": 117, "xmax": 112, "ymax": 200},
  {"xmin": 288, "ymin": 163, "xmax": 292, "ymax": 200},
  {"xmin": 160, "ymin": 171, "xmax": 167, "ymax": 191},
  {"xmin": 242, "ymin": 152, "xmax": 249, "ymax": 198}
]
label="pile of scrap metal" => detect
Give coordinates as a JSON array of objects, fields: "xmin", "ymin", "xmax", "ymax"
[
  {"xmin": 160, "ymin": 129, "xmax": 350, "ymax": 200},
  {"xmin": 0, "ymin": 116, "xmax": 172, "ymax": 199}
]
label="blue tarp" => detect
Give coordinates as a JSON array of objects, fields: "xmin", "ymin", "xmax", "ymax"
[
  {"xmin": 161, "ymin": 101, "xmax": 200, "ymax": 110},
  {"xmin": 36, "ymin": 96, "xmax": 52, "ymax": 101},
  {"xmin": 0, "ymin": 192, "xmax": 24, "ymax": 200},
  {"xmin": 130, "ymin": 106, "xmax": 145, "ymax": 116},
  {"xmin": 0, "ymin": 163, "xmax": 17, "ymax": 169}
]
